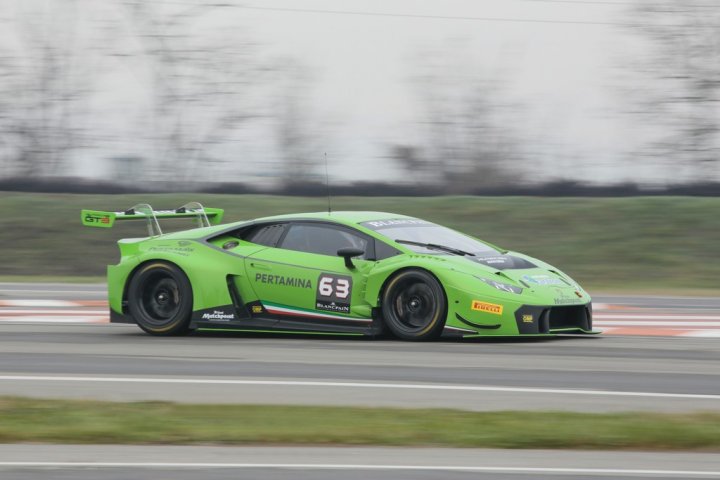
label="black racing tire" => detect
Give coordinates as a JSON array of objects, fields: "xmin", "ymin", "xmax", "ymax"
[
  {"xmin": 127, "ymin": 262, "xmax": 193, "ymax": 336},
  {"xmin": 381, "ymin": 269, "xmax": 447, "ymax": 341}
]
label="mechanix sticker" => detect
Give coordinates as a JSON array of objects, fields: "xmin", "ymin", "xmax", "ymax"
[
  {"xmin": 553, "ymin": 288, "xmax": 583, "ymax": 305},
  {"xmin": 471, "ymin": 300, "xmax": 504, "ymax": 315},
  {"xmin": 254, "ymin": 273, "xmax": 312, "ymax": 289},
  {"xmin": 316, "ymin": 273, "xmax": 353, "ymax": 314},
  {"xmin": 554, "ymin": 296, "xmax": 582, "ymax": 305},
  {"xmin": 200, "ymin": 310, "xmax": 235, "ymax": 321}
]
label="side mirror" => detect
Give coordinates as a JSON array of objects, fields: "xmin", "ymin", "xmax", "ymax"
[{"xmin": 337, "ymin": 247, "xmax": 365, "ymax": 269}]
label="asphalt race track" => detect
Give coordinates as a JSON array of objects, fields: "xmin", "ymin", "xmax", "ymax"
[
  {"xmin": 1, "ymin": 445, "xmax": 719, "ymax": 480},
  {"xmin": 3, "ymin": 283, "xmax": 720, "ymax": 337},
  {"xmin": 0, "ymin": 283, "xmax": 719, "ymax": 479}
]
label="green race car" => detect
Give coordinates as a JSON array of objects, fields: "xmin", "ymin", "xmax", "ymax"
[{"xmin": 82, "ymin": 203, "xmax": 597, "ymax": 340}]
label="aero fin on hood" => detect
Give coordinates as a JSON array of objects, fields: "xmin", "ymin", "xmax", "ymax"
[{"xmin": 468, "ymin": 254, "xmax": 537, "ymax": 271}]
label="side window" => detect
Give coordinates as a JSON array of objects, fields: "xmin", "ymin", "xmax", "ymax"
[
  {"xmin": 243, "ymin": 223, "xmax": 286, "ymax": 247},
  {"xmin": 375, "ymin": 239, "xmax": 402, "ymax": 260},
  {"xmin": 280, "ymin": 224, "xmax": 369, "ymax": 258}
]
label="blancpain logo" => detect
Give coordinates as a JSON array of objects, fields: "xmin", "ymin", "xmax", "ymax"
[{"xmin": 201, "ymin": 310, "xmax": 235, "ymax": 321}]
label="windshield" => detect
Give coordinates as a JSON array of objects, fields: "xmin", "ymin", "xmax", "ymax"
[{"xmin": 361, "ymin": 219, "xmax": 498, "ymax": 256}]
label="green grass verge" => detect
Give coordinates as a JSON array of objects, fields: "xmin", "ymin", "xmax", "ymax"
[
  {"xmin": 1, "ymin": 192, "xmax": 719, "ymax": 290},
  {"xmin": 0, "ymin": 397, "xmax": 719, "ymax": 450}
]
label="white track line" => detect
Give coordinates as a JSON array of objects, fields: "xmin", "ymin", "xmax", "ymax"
[
  {"xmin": 0, "ymin": 462, "xmax": 716, "ymax": 476},
  {"xmin": 0, "ymin": 310, "xmax": 107, "ymax": 315},
  {"xmin": 0, "ymin": 300, "xmax": 82, "ymax": 307},
  {"xmin": 0, "ymin": 317, "xmax": 107, "ymax": 323},
  {"xmin": 680, "ymin": 330, "xmax": 720, "ymax": 337},
  {"xmin": 594, "ymin": 321, "xmax": 720, "ymax": 327},
  {"xmin": 0, "ymin": 290, "xmax": 104, "ymax": 295},
  {"xmin": 0, "ymin": 375, "xmax": 717, "ymax": 400},
  {"xmin": 595, "ymin": 314, "xmax": 720, "ymax": 321}
]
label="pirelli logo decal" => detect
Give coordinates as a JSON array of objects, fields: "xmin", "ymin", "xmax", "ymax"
[{"xmin": 471, "ymin": 300, "xmax": 503, "ymax": 315}]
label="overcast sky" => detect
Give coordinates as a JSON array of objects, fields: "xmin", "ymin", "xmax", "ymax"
[
  {"xmin": 239, "ymin": 0, "xmax": 636, "ymax": 184},
  {"xmin": 3, "ymin": 0, "xmax": 680, "ymax": 185}
]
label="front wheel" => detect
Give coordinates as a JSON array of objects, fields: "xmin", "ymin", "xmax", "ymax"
[
  {"xmin": 127, "ymin": 262, "xmax": 193, "ymax": 336},
  {"xmin": 381, "ymin": 269, "xmax": 447, "ymax": 341}
]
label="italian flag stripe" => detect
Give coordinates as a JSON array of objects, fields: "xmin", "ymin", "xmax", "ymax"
[{"xmin": 262, "ymin": 302, "xmax": 372, "ymax": 322}]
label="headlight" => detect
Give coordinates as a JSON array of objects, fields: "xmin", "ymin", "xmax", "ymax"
[{"xmin": 476, "ymin": 277, "xmax": 523, "ymax": 294}]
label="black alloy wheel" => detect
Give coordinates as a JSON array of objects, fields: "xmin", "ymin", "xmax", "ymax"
[
  {"xmin": 381, "ymin": 269, "xmax": 447, "ymax": 341},
  {"xmin": 127, "ymin": 262, "xmax": 193, "ymax": 335}
]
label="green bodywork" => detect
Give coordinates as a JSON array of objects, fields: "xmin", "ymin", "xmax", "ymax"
[{"xmin": 84, "ymin": 207, "xmax": 596, "ymax": 338}]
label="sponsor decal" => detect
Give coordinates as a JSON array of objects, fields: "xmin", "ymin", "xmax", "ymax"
[
  {"xmin": 554, "ymin": 297, "xmax": 581, "ymax": 305},
  {"xmin": 84, "ymin": 213, "xmax": 111, "ymax": 224},
  {"xmin": 471, "ymin": 300, "xmax": 504, "ymax": 315},
  {"xmin": 522, "ymin": 314, "xmax": 534, "ymax": 323},
  {"xmin": 177, "ymin": 240, "xmax": 192, "ymax": 247},
  {"xmin": 478, "ymin": 277, "xmax": 523, "ymax": 294},
  {"xmin": 361, "ymin": 218, "xmax": 430, "ymax": 229},
  {"xmin": 201, "ymin": 310, "xmax": 235, "ymax": 321},
  {"xmin": 553, "ymin": 289, "xmax": 581, "ymax": 305},
  {"xmin": 254, "ymin": 273, "xmax": 312, "ymax": 289},
  {"xmin": 470, "ymin": 255, "xmax": 537, "ymax": 271},
  {"xmin": 521, "ymin": 274, "xmax": 564, "ymax": 286},
  {"xmin": 316, "ymin": 273, "xmax": 353, "ymax": 314},
  {"xmin": 251, "ymin": 305, "xmax": 263, "ymax": 314},
  {"xmin": 478, "ymin": 256, "xmax": 509, "ymax": 265},
  {"xmin": 263, "ymin": 302, "xmax": 371, "ymax": 322},
  {"xmin": 148, "ymin": 246, "xmax": 194, "ymax": 257}
]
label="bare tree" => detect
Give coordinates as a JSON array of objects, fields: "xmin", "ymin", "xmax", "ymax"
[
  {"xmin": 120, "ymin": 1, "xmax": 267, "ymax": 184},
  {"xmin": 627, "ymin": 0, "xmax": 720, "ymax": 182},
  {"xmin": 390, "ymin": 48, "xmax": 524, "ymax": 192},
  {"xmin": 273, "ymin": 58, "xmax": 321, "ymax": 185},
  {"xmin": 0, "ymin": 1, "xmax": 92, "ymax": 177}
]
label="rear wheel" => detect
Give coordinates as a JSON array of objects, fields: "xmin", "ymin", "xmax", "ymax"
[
  {"xmin": 381, "ymin": 269, "xmax": 447, "ymax": 341},
  {"xmin": 127, "ymin": 262, "xmax": 192, "ymax": 336}
]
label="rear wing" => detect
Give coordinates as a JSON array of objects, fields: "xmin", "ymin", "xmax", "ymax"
[{"xmin": 81, "ymin": 202, "xmax": 224, "ymax": 237}]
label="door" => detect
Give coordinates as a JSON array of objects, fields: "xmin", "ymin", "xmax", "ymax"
[{"xmin": 246, "ymin": 222, "xmax": 376, "ymax": 325}]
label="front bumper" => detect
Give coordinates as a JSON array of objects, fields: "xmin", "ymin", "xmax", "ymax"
[{"xmin": 514, "ymin": 302, "xmax": 594, "ymax": 334}]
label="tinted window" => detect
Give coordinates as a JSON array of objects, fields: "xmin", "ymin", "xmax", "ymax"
[
  {"xmin": 280, "ymin": 224, "xmax": 368, "ymax": 257},
  {"xmin": 362, "ymin": 218, "xmax": 498, "ymax": 255},
  {"xmin": 244, "ymin": 224, "xmax": 286, "ymax": 247},
  {"xmin": 374, "ymin": 239, "xmax": 402, "ymax": 260}
]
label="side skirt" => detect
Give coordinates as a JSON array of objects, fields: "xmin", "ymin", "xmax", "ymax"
[{"xmin": 190, "ymin": 302, "xmax": 380, "ymax": 336}]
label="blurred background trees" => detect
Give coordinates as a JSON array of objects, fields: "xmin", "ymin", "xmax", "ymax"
[
  {"xmin": 628, "ymin": 0, "xmax": 720, "ymax": 183},
  {"xmin": 0, "ymin": 1, "xmax": 92, "ymax": 177},
  {"xmin": 119, "ymin": 0, "xmax": 267, "ymax": 184},
  {"xmin": 389, "ymin": 45, "xmax": 524, "ymax": 193},
  {"xmin": 1, "ymin": 0, "xmax": 719, "ymax": 193}
]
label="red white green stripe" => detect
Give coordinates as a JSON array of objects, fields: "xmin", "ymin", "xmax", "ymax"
[{"xmin": 262, "ymin": 302, "xmax": 372, "ymax": 322}]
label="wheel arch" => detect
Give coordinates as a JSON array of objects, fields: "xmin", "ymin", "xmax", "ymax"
[
  {"xmin": 376, "ymin": 266, "xmax": 450, "ymax": 340},
  {"xmin": 367, "ymin": 264, "xmax": 449, "ymax": 316},
  {"xmin": 121, "ymin": 259, "xmax": 189, "ymax": 314}
]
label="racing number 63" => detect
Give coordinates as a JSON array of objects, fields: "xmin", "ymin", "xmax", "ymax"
[{"xmin": 318, "ymin": 275, "xmax": 350, "ymax": 299}]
